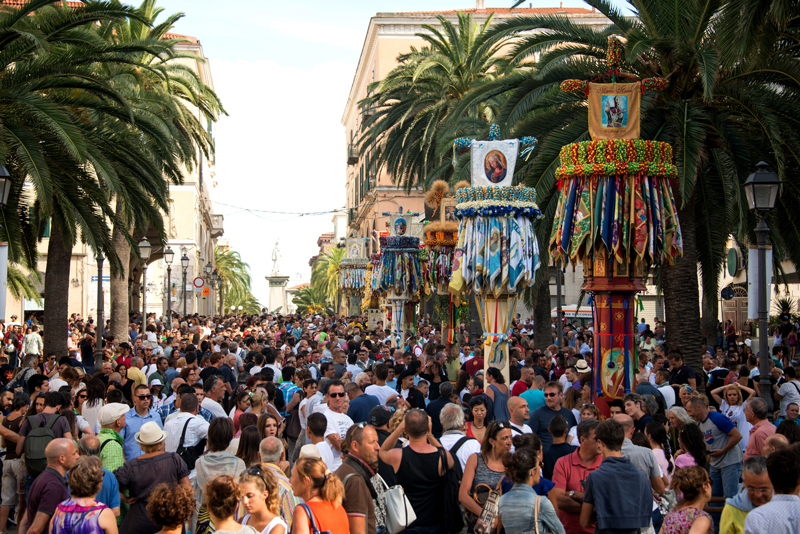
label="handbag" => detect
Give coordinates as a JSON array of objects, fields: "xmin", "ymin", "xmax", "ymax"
[
  {"xmin": 656, "ymin": 489, "xmax": 678, "ymax": 516},
  {"xmin": 176, "ymin": 418, "xmax": 206, "ymax": 470},
  {"xmin": 466, "ymin": 479, "xmax": 502, "ymax": 534},
  {"xmin": 373, "ymin": 477, "xmax": 416, "ymax": 534},
  {"xmin": 299, "ymin": 503, "xmax": 332, "ymax": 534},
  {"xmin": 532, "ymin": 495, "xmax": 554, "ymax": 534},
  {"xmin": 370, "ymin": 473, "xmax": 389, "ymax": 534},
  {"xmin": 438, "ymin": 447, "xmax": 465, "ymax": 534}
]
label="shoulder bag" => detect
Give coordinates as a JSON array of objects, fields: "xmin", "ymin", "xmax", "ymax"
[
  {"xmin": 371, "ymin": 472, "xmax": 416, "ymax": 534},
  {"xmin": 532, "ymin": 496, "xmax": 555, "ymax": 534},
  {"xmin": 466, "ymin": 478, "xmax": 503, "ymax": 534},
  {"xmin": 176, "ymin": 418, "xmax": 206, "ymax": 470},
  {"xmin": 299, "ymin": 503, "xmax": 332, "ymax": 534},
  {"xmin": 438, "ymin": 447, "xmax": 465, "ymax": 534}
]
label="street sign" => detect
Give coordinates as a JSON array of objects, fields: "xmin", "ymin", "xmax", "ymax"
[
  {"xmin": 91, "ymin": 276, "xmax": 110, "ymax": 282},
  {"xmin": 193, "ymin": 277, "xmax": 205, "ymax": 293},
  {"xmin": 201, "ymin": 288, "xmax": 210, "ymax": 296},
  {"xmin": 721, "ymin": 286, "xmax": 734, "ymax": 301}
]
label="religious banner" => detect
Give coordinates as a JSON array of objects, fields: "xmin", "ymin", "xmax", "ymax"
[
  {"xmin": 345, "ymin": 238, "xmax": 366, "ymax": 259},
  {"xmin": 588, "ymin": 82, "xmax": 641, "ymax": 141},
  {"xmin": 390, "ymin": 213, "xmax": 410, "ymax": 237},
  {"xmin": 367, "ymin": 308, "xmax": 382, "ymax": 329},
  {"xmin": 470, "ymin": 139, "xmax": 519, "ymax": 188}
]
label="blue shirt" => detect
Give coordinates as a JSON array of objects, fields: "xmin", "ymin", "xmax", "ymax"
[
  {"xmin": 121, "ymin": 408, "xmax": 163, "ymax": 461},
  {"xmin": 527, "ymin": 406, "xmax": 577, "ymax": 453},
  {"xmin": 96, "ymin": 468, "xmax": 120, "ymax": 510},
  {"xmin": 347, "ymin": 393, "xmax": 379, "ymax": 424},
  {"xmin": 744, "ymin": 495, "xmax": 800, "ymax": 534},
  {"xmin": 520, "ymin": 389, "xmax": 546, "ymax": 413},
  {"xmin": 584, "ymin": 456, "xmax": 651, "ymax": 532},
  {"xmin": 385, "ymin": 379, "xmax": 397, "ymax": 391}
]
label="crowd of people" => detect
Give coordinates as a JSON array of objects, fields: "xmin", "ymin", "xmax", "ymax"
[{"xmin": 0, "ymin": 310, "xmax": 795, "ymax": 534}]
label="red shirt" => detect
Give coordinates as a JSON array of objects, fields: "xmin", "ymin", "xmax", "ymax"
[
  {"xmin": 465, "ymin": 357, "xmax": 484, "ymax": 377},
  {"xmin": 551, "ymin": 449, "xmax": 603, "ymax": 534},
  {"xmin": 116, "ymin": 355, "xmax": 132, "ymax": 369},
  {"xmin": 511, "ymin": 380, "xmax": 529, "ymax": 397},
  {"xmin": 744, "ymin": 419, "xmax": 776, "ymax": 460}
]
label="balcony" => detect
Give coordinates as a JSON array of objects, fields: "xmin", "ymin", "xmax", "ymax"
[
  {"xmin": 368, "ymin": 173, "xmax": 377, "ymax": 190},
  {"xmin": 347, "ymin": 144, "xmax": 359, "ymax": 165},
  {"xmin": 361, "ymin": 102, "xmax": 377, "ymax": 121},
  {"xmin": 210, "ymin": 214, "xmax": 224, "ymax": 238}
]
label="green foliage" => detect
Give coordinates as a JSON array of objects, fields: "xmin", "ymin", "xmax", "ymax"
[
  {"xmin": 215, "ymin": 247, "xmax": 252, "ymax": 311},
  {"xmin": 310, "ymin": 247, "xmax": 344, "ymax": 309},
  {"xmin": 292, "ymin": 285, "xmax": 332, "ymax": 316}
]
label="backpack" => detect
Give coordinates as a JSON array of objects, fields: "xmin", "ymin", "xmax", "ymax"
[
  {"xmin": 176, "ymin": 418, "xmax": 206, "ymax": 470},
  {"xmin": 8, "ymin": 367, "xmax": 35, "ymax": 393},
  {"xmin": 448, "ymin": 435, "xmax": 475, "ymax": 482},
  {"xmin": 24, "ymin": 414, "xmax": 60, "ymax": 478}
]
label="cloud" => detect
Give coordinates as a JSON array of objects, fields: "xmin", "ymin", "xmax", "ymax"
[{"xmin": 209, "ymin": 58, "xmax": 354, "ymax": 304}]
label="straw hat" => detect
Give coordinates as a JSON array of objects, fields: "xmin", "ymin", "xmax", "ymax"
[{"xmin": 135, "ymin": 421, "xmax": 167, "ymax": 446}]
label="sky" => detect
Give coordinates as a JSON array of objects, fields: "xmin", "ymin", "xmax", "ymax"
[{"xmin": 165, "ymin": 0, "xmax": 629, "ymax": 304}]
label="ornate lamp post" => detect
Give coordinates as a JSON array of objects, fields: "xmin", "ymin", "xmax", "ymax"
[
  {"xmin": 137, "ymin": 238, "xmax": 152, "ymax": 334},
  {"xmin": 0, "ymin": 166, "xmax": 13, "ymax": 325},
  {"xmin": 181, "ymin": 252, "xmax": 190, "ymax": 318},
  {"xmin": 94, "ymin": 251, "xmax": 104, "ymax": 372},
  {"xmin": 744, "ymin": 161, "xmax": 782, "ymax": 414},
  {"xmin": 163, "ymin": 246, "xmax": 174, "ymax": 330}
]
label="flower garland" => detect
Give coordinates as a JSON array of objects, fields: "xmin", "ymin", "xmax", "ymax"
[
  {"xmin": 641, "ymin": 77, "xmax": 668, "ymax": 93},
  {"xmin": 560, "ymin": 79, "xmax": 589, "ymax": 93},
  {"xmin": 606, "ymin": 36, "xmax": 623, "ymax": 68},
  {"xmin": 455, "ymin": 185, "xmax": 541, "ymax": 219},
  {"xmin": 556, "ymin": 139, "xmax": 677, "ymax": 179}
]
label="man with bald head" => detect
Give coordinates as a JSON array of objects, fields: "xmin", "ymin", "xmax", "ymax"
[
  {"xmin": 508, "ymin": 396, "xmax": 532, "ymax": 435},
  {"xmin": 78, "ymin": 435, "xmax": 121, "ymax": 517},
  {"xmin": 25, "ymin": 438, "xmax": 77, "ymax": 534},
  {"xmin": 763, "ymin": 433, "xmax": 789, "ymax": 456}
]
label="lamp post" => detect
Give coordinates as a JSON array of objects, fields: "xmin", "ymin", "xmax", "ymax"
[
  {"xmin": 211, "ymin": 270, "xmax": 218, "ymax": 316},
  {"xmin": 550, "ymin": 261, "xmax": 564, "ymax": 347},
  {"xmin": 181, "ymin": 252, "xmax": 190, "ymax": 318},
  {"xmin": 744, "ymin": 161, "xmax": 782, "ymax": 415},
  {"xmin": 230, "ymin": 305, "xmax": 235, "ymax": 317},
  {"xmin": 163, "ymin": 246, "xmax": 174, "ymax": 330},
  {"xmin": 204, "ymin": 262, "xmax": 212, "ymax": 315},
  {"xmin": 94, "ymin": 252, "xmax": 104, "ymax": 372},
  {"xmin": 137, "ymin": 238, "xmax": 152, "ymax": 334},
  {"xmin": 0, "ymin": 166, "xmax": 13, "ymax": 324}
]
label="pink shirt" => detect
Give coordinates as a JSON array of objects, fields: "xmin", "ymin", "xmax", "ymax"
[
  {"xmin": 552, "ymin": 449, "xmax": 603, "ymax": 534},
  {"xmin": 743, "ymin": 419, "xmax": 776, "ymax": 460}
]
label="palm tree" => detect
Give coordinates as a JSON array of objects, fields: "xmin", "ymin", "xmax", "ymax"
[
  {"xmin": 95, "ymin": 0, "xmax": 223, "ymax": 342},
  {"xmin": 447, "ymin": 0, "xmax": 800, "ymax": 377},
  {"xmin": 359, "ymin": 12, "xmax": 512, "ymax": 190},
  {"xmin": 292, "ymin": 285, "xmax": 332, "ymax": 316},
  {"xmin": 214, "ymin": 247, "xmax": 252, "ymax": 313},
  {"xmin": 226, "ymin": 285, "xmax": 262, "ymax": 315},
  {"xmin": 311, "ymin": 247, "xmax": 345, "ymax": 313}
]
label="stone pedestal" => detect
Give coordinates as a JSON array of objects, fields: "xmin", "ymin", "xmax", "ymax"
[{"xmin": 265, "ymin": 274, "xmax": 290, "ymax": 314}]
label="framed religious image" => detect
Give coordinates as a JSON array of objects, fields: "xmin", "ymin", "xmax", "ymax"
[
  {"xmin": 345, "ymin": 238, "xmax": 365, "ymax": 259},
  {"xmin": 440, "ymin": 198, "xmax": 457, "ymax": 223},
  {"xmin": 390, "ymin": 214, "xmax": 408, "ymax": 237},
  {"xmin": 471, "ymin": 139, "xmax": 518, "ymax": 188}
]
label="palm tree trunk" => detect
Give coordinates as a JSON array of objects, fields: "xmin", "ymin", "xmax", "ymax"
[
  {"xmin": 43, "ymin": 224, "xmax": 73, "ymax": 360},
  {"xmin": 110, "ymin": 197, "xmax": 130, "ymax": 342},
  {"xmin": 663, "ymin": 194, "xmax": 703, "ymax": 391},
  {"xmin": 702, "ymin": 290, "xmax": 719, "ymax": 349}
]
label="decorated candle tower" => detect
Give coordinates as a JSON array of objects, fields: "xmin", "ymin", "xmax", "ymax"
[
  {"xmin": 449, "ymin": 126, "xmax": 541, "ymax": 382},
  {"xmin": 339, "ymin": 237, "xmax": 369, "ymax": 316},
  {"xmin": 377, "ymin": 208, "xmax": 422, "ymax": 348},
  {"xmin": 554, "ymin": 36, "xmax": 680, "ymax": 401}
]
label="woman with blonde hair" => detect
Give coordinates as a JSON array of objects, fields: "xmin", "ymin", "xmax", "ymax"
[
  {"xmin": 238, "ymin": 467, "xmax": 287, "ymax": 534},
  {"xmin": 710, "ymin": 382, "xmax": 753, "ymax": 451},
  {"xmin": 289, "ymin": 457, "xmax": 348, "ymax": 534},
  {"xmin": 250, "ymin": 390, "xmax": 267, "ymax": 417}
]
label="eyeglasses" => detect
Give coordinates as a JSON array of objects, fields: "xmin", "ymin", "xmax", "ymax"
[
  {"xmin": 136, "ymin": 395, "xmax": 153, "ymax": 400},
  {"xmin": 329, "ymin": 392, "xmax": 346, "ymax": 398},
  {"xmin": 544, "ymin": 393, "xmax": 559, "ymax": 398}
]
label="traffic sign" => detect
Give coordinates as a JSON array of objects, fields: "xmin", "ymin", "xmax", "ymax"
[
  {"xmin": 193, "ymin": 277, "xmax": 205, "ymax": 293},
  {"xmin": 721, "ymin": 286, "xmax": 734, "ymax": 301},
  {"xmin": 201, "ymin": 288, "xmax": 210, "ymax": 296}
]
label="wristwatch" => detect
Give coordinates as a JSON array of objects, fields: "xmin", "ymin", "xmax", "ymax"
[{"xmin": 568, "ymin": 490, "xmax": 576, "ymax": 497}]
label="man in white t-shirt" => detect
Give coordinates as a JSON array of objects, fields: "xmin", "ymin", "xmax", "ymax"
[
  {"xmin": 323, "ymin": 380, "xmax": 354, "ymax": 470},
  {"xmin": 305, "ymin": 412, "xmax": 336, "ymax": 469},
  {"xmin": 508, "ymin": 397, "xmax": 533, "ymax": 435},
  {"xmin": 776, "ymin": 367, "xmax": 800, "ymax": 417},
  {"xmin": 364, "ymin": 363, "xmax": 398, "ymax": 406}
]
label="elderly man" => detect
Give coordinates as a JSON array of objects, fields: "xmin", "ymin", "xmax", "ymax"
[
  {"xmin": 744, "ymin": 398, "xmax": 776, "ymax": 460},
  {"xmin": 260, "ymin": 437, "xmax": 298, "ymax": 530},
  {"xmin": 127, "ymin": 356, "xmax": 147, "ymax": 387},
  {"xmin": 763, "ymin": 433, "xmax": 789, "ymax": 456},
  {"xmin": 97, "ymin": 403, "xmax": 128, "ymax": 472},
  {"xmin": 720, "ymin": 456, "xmax": 773, "ymax": 534},
  {"xmin": 439, "ymin": 402, "xmax": 481, "ymax": 473}
]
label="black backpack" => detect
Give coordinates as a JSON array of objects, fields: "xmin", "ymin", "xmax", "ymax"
[
  {"xmin": 448, "ymin": 435, "xmax": 476, "ymax": 482},
  {"xmin": 439, "ymin": 446, "xmax": 465, "ymax": 534},
  {"xmin": 176, "ymin": 418, "xmax": 206, "ymax": 470},
  {"xmin": 24, "ymin": 414, "xmax": 60, "ymax": 478}
]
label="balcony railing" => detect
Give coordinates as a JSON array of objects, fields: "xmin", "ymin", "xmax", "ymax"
[
  {"xmin": 347, "ymin": 144, "xmax": 359, "ymax": 165},
  {"xmin": 361, "ymin": 102, "xmax": 376, "ymax": 121}
]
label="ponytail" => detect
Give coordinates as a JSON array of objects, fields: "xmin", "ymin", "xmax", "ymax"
[{"xmin": 294, "ymin": 457, "xmax": 345, "ymax": 506}]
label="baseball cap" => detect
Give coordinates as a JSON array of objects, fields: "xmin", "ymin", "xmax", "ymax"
[{"xmin": 369, "ymin": 405, "xmax": 394, "ymax": 427}]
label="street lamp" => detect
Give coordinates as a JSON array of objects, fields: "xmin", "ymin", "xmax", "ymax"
[
  {"xmin": 181, "ymin": 252, "xmax": 190, "ymax": 318},
  {"xmin": 94, "ymin": 251, "xmax": 104, "ymax": 372},
  {"xmin": 230, "ymin": 305, "xmax": 235, "ymax": 317},
  {"xmin": 0, "ymin": 166, "xmax": 12, "ymax": 326},
  {"xmin": 164, "ymin": 246, "xmax": 174, "ymax": 330},
  {"xmin": 744, "ymin": 161, "xmax": 782, "ymax": 415},
  {"xmin": 238, "ymin": 305, "xmax": 243, "ymax": 316},
  {"xmin": 0, "ymin": 166, "xmax": 12, "ymax": 208},
  {"xmin": 138, "ymin": 238, "xmax": 151, "ymax": 334}
]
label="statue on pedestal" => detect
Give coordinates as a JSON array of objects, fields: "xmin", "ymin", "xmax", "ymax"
[{"xmin": 271, "ymin": 241, "xmax": 281, "ymax": 275}]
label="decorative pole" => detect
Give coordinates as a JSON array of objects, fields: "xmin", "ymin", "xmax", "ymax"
[{"xmin": 94, "ymin": 252, "xmax": 104, "ymax": 372}]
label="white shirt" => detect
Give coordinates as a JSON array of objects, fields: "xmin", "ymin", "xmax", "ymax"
[
  {"xmin": 50, "ymin": 377, "xmax": 68, "ymax": 391},
  {"xmin": 250, "ymin": 366, "xmax": 263, "ymax": 376},
  {"xmin": 509, "ymin": 422, "xmax": 532, "ymax": 452},
  {"xmin": 242, "ymin": 514, "xmax": 287, "ymax": 534},
  {"xmin": 364, "ymin": 384, "xmax": 397, "ymax": 406},
  {"xmin": 266, "ymin": 364, "xmax": 282, "ymax": 381},
  {"xmin": 323, "ymin": 408, "xmax": 354, "ymax": 471},
  {"xmin": 309, "ymin": 441, "xmax": 336, "ymax": 471},
  {"xmin": 778, "ymin": 380, "xmax": 800, "ymax": 416},
  {"xmin": 346, "ymin": 364, "xmax": 362, "ymax": 377},
  {"xmin": 658, "ymin": 384, "xmax": 676, "ymax": 408},
  {"xmin": 164, "ymin": 412, "xmax": 210, "ymax": 454},
  {"xmin": 201, "ymin": 397, "xmax": 228, "ymax": 419},
  {"xmin": 440, "ymin": 431, "xmax": 481, "ymax": 472}
]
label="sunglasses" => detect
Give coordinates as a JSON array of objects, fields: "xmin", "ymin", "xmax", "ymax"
[
  {"xmin": 136, "ymin": 395, "xmax": 153, "ymax": 400},
  {"xmin": 78, "ymin": 394, "xmax": 88, "ymax": 399},
  {"xmin": 544, "ymin": 393, "xmax": 559, "ymax": 398},
  {"xmin": 329, "ymin": 392, "xmax": 346, "ymax": 398}
]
